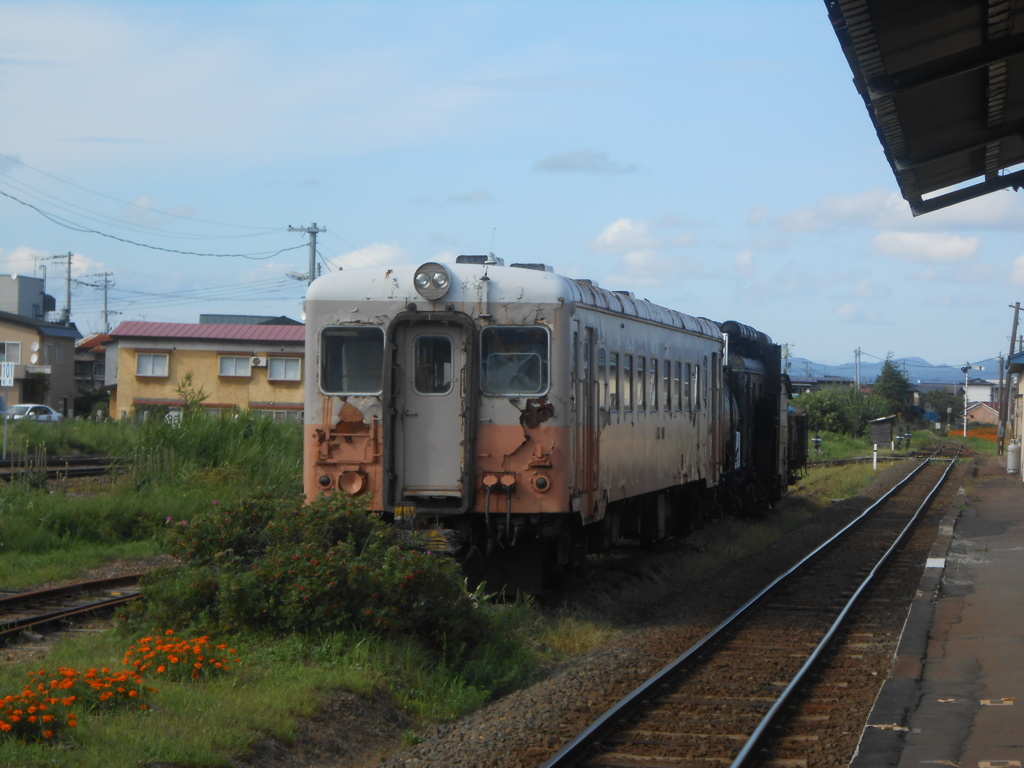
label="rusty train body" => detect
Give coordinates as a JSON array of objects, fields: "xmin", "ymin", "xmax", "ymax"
[{"xmin": 304, "ymin": 255, "xmax": 806, "ymax": 589}]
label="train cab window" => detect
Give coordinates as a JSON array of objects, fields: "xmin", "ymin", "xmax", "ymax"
[
  {"xmin": 319, "ymin": 326, "xmax": 385, "ymax": 395},
  {"xmin": 413, "ymin": 335, "xmax": 453, "ymax": 395},
  {"xmin": 637, "ymin": 357, "xmax": 646, "ymax": 411},
  {"xmin": 481, "ymin": 326, "xmax": 549, "ymax": 395},
  {"xmin": 663, "ymin": 359, "xmax": 671, "ymax": 412},
  {"xmin": 608, "ymin": 352, "xmax": 619, "ymax": 412},
  {"xmin": 623, "ymin": 354, "xmax": 633, "ymax": 412}
]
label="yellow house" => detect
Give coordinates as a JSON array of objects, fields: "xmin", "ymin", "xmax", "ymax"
[{"xmin": 106, "ymin": 321, "xmax": 305, "ymax": 421}]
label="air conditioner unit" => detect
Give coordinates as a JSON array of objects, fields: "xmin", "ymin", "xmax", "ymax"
[{"xmin": 251, "ymin": 356, "xmax": 267, "ymax": 367}]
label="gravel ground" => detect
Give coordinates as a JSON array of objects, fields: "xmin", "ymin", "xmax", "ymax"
[
  {"xmin": 4, "ymin": 457, "xmax": 965, "ymax": 768},
  {"xmin": 232, "ymin": 458, "xmax": 947, "ymax": 768}
]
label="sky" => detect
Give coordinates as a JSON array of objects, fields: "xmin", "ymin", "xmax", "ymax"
[{"xmin": 2, "ymin": 1, "xmax": 1023, "ymax": 377}]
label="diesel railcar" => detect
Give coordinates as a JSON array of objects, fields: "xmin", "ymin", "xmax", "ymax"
[{"xmin": 304, "ymin": 255, "xmax": 804, "ymax": 590}]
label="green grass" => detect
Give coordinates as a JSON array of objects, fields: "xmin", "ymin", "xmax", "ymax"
[
  {"xmin": 0, "ymin": 414, "xmax": 916, "ymax": 765},
  {"xmin": 0, "ymin": 628, "xmax": 503, "ymax": 767}
]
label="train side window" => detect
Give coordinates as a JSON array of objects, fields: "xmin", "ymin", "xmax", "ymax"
[
  {"xmin": 598, "ymin": 348, "xmax": 607, "ymax": 411},
  {"xmin": 650, "ymin": 357, "xmax": 659, "ymax": 412},
  {"xmin": 693, "ymin": 364, "xmax": 701, "ymax": 411},
  {"xmin": 481, "ymin": 326, "xmax": 549, "ymax": 395},
  {"xmin": 623, "ymin": 354, "xmax": 633, "ymax": 412},
  {"xmin": 320, "ymin": 326, "xmax": 385, "ymax": 395},
  {"xmin": 663, "ymin": 359, "xmax": 671, "ymax": 412},
  {"xmin": 684, "ymin": 362, "xmax": 692, "ymax": 412},
  {"xmin": 609, "ymin": 352, "xmax": 619, "ymax": 413},
  {"xmin": 673, "ymin": 361, "xmax": 682, "ymax": 411},
  {"xmin": 637, "ymin": 356, "xmax": 646, "ymax": 412},
  {"xmin": 413, "ymin": 335, "xmax": 452, "ymax": 395}
]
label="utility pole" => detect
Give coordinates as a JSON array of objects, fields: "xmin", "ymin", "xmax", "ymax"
[
  {"xmin": 854, "ymin": 347, "xmax": 861, "ymax": 388},
  {"xmin": 76, "ymin": 272, "xmax": 116, "ymax": 332},
  {"xmin": 962, "ymin": 363, "xmax": 973, "ymax": 438},
  {"xmin": 998, "ymin": 301, "xmax": 1021, "ymax": 455},
  {"xmin": 49, "ymin": 252, "xmax": 72, "ymax": 325},
  {"xmin": 288, "ymin": 222, "xmax": 326, "ymax": 284}
]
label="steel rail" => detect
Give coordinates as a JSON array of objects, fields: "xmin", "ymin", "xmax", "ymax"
[
  {"xmin": 730, "ymin": 445, "xmax": 959, "ymax": 767},
  {"xmin": 538, "ymin": 447, "xmax": 958, "ymax": 768},
  {"xmin": 0, "ymin": 575, "xmax": 143, "ymax": 643}
]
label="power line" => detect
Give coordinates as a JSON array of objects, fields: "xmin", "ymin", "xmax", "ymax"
[
  {"xmin": 0, "ymin": 188, "xmax": 306, "ymax": 259},
  {"xmin": 0, "ymin": 154, "xmax": 280, "ymax": 233}
]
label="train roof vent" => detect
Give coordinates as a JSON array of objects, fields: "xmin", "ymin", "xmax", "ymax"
[
  {"xmin": 613, "ymin": 290, "xmax": 636, "ymax": 299},
  {"xmin": 456, "ymin": 253, "xmax": 504, "ymax": 266},
  {"xmin": 576, "ymin": 278, "xmax": 599, "ymax": 288},
  {"xmin": 510, "ymin": 263, "xmax": 553, "ymax": 272}
]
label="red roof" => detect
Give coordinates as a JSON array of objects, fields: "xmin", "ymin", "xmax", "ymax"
[{"xmin": 110, "ymin": 321, "xmax": 304, "ymax": 343}]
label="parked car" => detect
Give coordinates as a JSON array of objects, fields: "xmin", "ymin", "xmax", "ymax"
[{"xmin": 6, "ymin": 404, "xmax": 63, "ymax": 422}]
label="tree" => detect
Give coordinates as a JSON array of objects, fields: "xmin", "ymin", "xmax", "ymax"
[
  {"xmin": 176, "ymin": 372, "xmax": 209, "ymax": 420},
  {"xmin": 793, "ymin": 385, "xmax": 890, "ymax": 437},
  {"xmin": 871, "ymin": 355, "xmax": 912, "ymax": 416}
]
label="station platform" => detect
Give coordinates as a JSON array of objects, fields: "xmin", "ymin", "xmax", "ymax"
[{"xmin": 852, "ymin": 453, "xmax": 1024, "ymax": 768}]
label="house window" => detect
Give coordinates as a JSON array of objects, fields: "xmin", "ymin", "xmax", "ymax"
[
  {"xmin": 94, "ymin": 362, "xmax": 106, "ymax": 378},
  {"xmin": 219, "ymin": 356, "xmax": 252, "ymax": 377},
  {"xmin": 136, "ymin": 353, "xmax": 169, "ymax": 377},
  {"xmin": 268, "ymin": 356, "xmax": 302, "ymax": 382},
  {"xmin": 260, "ymin": 409, "xmax": 303, "ymax": 423},
  {"xmin": 0, "ymin": 342, "xmax": 21, "ymax": 364}
]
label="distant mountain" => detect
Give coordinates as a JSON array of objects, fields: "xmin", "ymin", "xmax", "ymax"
[{"xmin": 786, "ymin": 356, "xmax": 1005, "ymax": 386}]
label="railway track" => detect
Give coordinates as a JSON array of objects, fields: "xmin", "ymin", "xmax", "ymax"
[
  {"xmin": 0, "ymin": 455, "xmax": 121, "ymax": 482},
  {"xmin": 539, "ymin": 447, "xmax": 959, "ymax": 768},
  {"xmin": 0, "ymin": 575, "xmax": 142, "ymax": 644}
]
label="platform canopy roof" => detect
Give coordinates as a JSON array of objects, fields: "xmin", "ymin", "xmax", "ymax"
[{"xmin": 825, "ymin": 0, "xmax": 1024, "ymax": 215}]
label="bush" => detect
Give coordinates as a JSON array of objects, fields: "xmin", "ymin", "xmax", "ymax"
[
  {"xmin": 794, "ymin": 386, "xmax": 891, "ymax": 436},
  {"xmin": 133, "ymin": 494, "xmax": 490, "ymax": 662}
]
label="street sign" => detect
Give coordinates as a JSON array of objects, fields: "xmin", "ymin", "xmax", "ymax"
[{"xmin": 0, "ymin": 362, "xmax": 13, "ymax": 388}]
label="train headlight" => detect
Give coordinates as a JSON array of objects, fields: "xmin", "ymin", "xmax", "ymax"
[{"xmin": 413, "ymin": 262, "xmax": 452, "ymax": 301}]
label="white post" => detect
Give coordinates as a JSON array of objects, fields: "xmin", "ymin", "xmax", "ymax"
[{"xmin": 873, "ymin": 443, "xmax": 878, "ymax": 471}]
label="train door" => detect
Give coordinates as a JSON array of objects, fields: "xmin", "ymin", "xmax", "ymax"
[
  {"xmin": 390, "ymin": 321, "xmax": 468, "ymax": 506},
  {"xmin": 573, "ymin": 324, "xmax": 599, "ymax": 519}
]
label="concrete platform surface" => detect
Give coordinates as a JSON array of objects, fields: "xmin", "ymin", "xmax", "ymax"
[{"xmin": 852, "ymin": 453, "xmax": 1024, "ymax": 768}]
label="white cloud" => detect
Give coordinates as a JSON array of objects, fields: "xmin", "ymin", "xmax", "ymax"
[
  {"xmin": 1011, "ymin": 254, "xmax": 1024, "ymax": 285},
  {"xmin": 835, "ymin": 302, "xmax": 886, "ymax": 325},
  {"xmin": 852, "ymin": 278, "xmax": 888, "ymax": 299},
  {"xmin": 736, "ymin": 250, "xmax": 755, "ymax": 277},
  {"xmin": 873, "ymin": 231, "xmax": 979, "ymax": 263},
  {"xmin": 590, "ymin": 219, "xmax": 661, "ymax": 255},
  {"xmin": 0, "ymin": 246, "xmax": 47, "ymax": 277},
  {"xmin": 0, "ymin": 247, "xmax": 103, "ymax": 279},
  {"xmin": 771, "ymin": 187, "xmax": 1024, "ymax": 233},
  {"xmin": 326, "ymin": 243, "xmax": 410, "ymax": 271}
]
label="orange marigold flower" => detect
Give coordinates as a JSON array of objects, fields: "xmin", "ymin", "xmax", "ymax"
[
  {"xmin": 43, "ymin": 729, "xmax": 54, "ymax": 739},
  {"xmin": 157, "ymin": 665, "xmax": 166, "ymax": 674}
]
